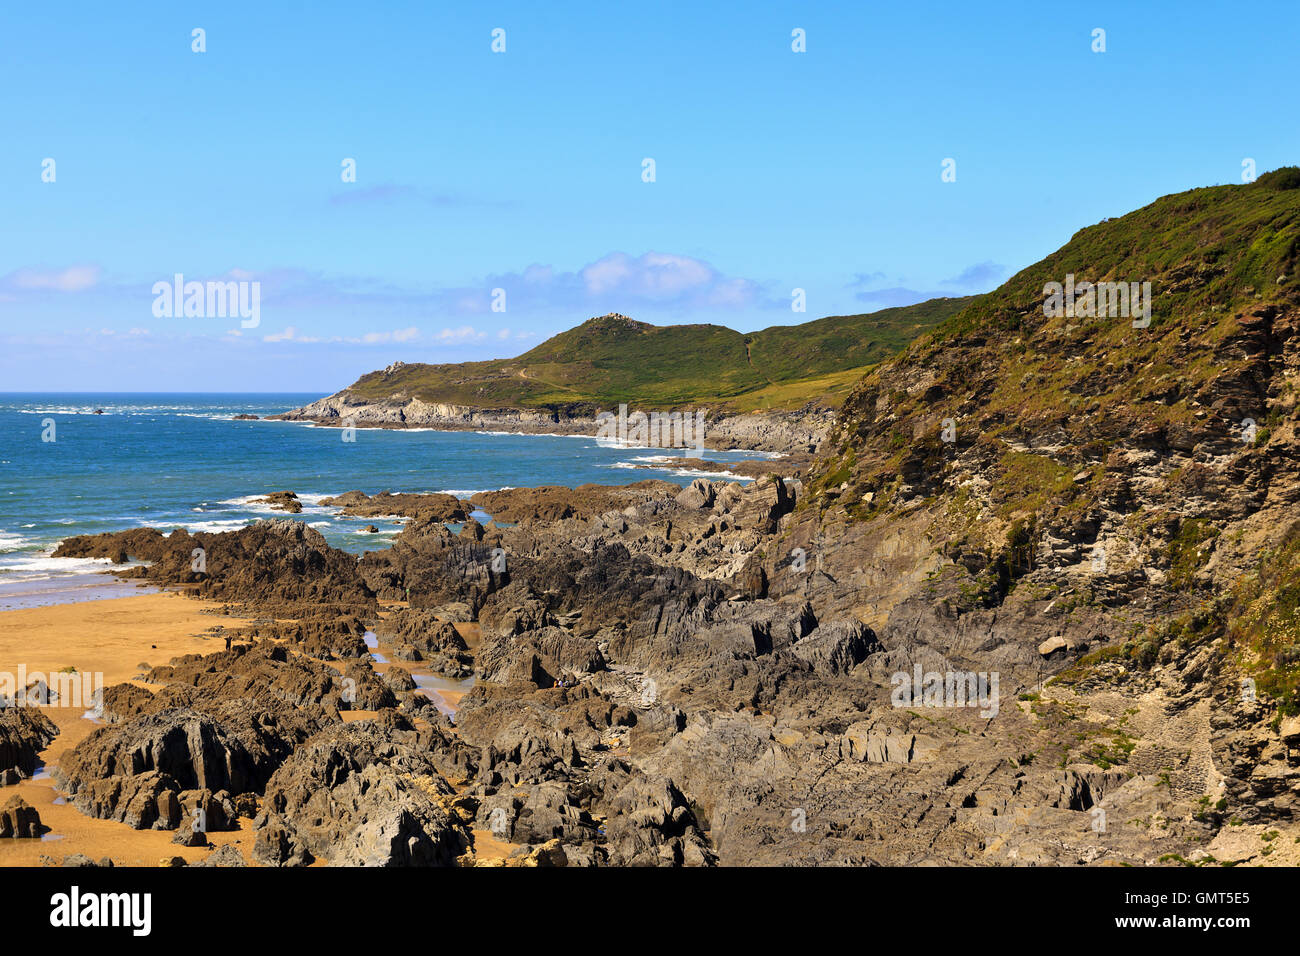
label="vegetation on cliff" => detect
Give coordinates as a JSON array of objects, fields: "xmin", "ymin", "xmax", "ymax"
[{"xmin": 340, "ymin": 298, "xmax": 972, "ymax": 411}]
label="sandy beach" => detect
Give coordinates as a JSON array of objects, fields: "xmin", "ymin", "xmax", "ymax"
[
  {"xmin": 0, "ymin": 591, "xmax": 257, "ymax": 866},
  {"xmin": 0, "ymin": 587, "xmax": 495, "ymax": 866}
]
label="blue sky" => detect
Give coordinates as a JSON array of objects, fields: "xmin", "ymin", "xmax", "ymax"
[{"xmin": 1, "ymin": 0, "xmax": 1296, "ymax": 391}]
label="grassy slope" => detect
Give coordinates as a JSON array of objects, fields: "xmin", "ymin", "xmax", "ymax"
[
  {"xmin": 342, "ymin": 298, "xmax": 973, "ymax": 411},
  {"xmin": 810, "ymin": 168, "xmax": 1300, "ymax": 517},
  {"xmin": 803, "ymin": 168, "xmax": 1300, "ymax": 711}
]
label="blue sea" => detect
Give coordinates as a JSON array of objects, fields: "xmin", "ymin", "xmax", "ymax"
[{"xmin": 0, "ymin": 393, "xmax": 770, "ymax": 609}]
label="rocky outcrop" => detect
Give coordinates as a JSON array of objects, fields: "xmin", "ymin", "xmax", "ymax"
[
  {"xmin": 0, "ymin": 796, "xmax": 44, "ymax": 838},
  {"xmin": 253, "ymin": 491, "xmax": 302, "ymax": 513},
  {"xmin": 321, "ymin": 490, "xmax": 470, "ymax": 523},
  {"xmin": 54, "ymin": 710, "xmax": 261, "ymax": 827},
  {"xmin": 272, "ymin": 395, "xmax": 831, "ymax": 456},
  {"xmin": 55, "ymin": 519, "xmax": 377, "ymax": 619},
  {"xmin": 373, "ymin": 609, "xmax": 469, "ymax": 673},
  {"xmin": 0, "ymin": 708, "xmax": 59, "ymax": 782},
  {"xmin": 253, "ymin": 717, "xmax": 472, "ymax": 867}
]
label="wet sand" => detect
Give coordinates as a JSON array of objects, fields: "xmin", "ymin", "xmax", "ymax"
[
  {"xmin": 0, "ymin": 592, "xmax": 507, "ymax": 866},
  {"xmin": 366, "ymin": 616, "xmax": 479, "ymax": 717},
  {"xmin": 0, "ymin": 591, "xmax": 255, "ymax": 866}
]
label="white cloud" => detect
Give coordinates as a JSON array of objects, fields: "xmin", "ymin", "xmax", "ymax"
[
  {"xmin": 360, "ymin": 326, "xmax": 419, "ymax": 344},
  {"xmin": 581, "ymin": 252, "xmax": 714, "ymax": 299},
  {"xmin": 466, "ymin": 251, "xmax": 769, "ymax": 315},
  {"xmin": 5, "ymin": 265, "xmax": 101, "ymax": 293},
  {"xmin": 263, "ymin": 326, "xmax": 320, "ymax": 343},
  {"xmin": 436, "ymin": 326, "xmax": 488, "ymax": 343}
]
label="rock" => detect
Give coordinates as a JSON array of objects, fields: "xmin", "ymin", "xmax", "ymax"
[
  {"xmin": 171, "ymin": 823, "xmax": 210, "ymax": 847},
  {"xmin": 477, "ymin": 626, "xmax": 606, "ymax": 686},
  {"xmin": 1280, "ymin": 716, "xmax": 1300, "ymax": 745},
  {"xmin": 675, "ymin": 479, "xmax": 717, "ymax": 509},
  {"xmin": 254, "ymin": 491, "xmax": 303, "ymax": 514},
  {"xmin": 0, "ymin": 795, "xmax": 44, "ymax": 838},
  {"xmin": 54, "ymin": 519, "xmax": 377, "ymax": 619},
  {"xmin": 601, "ymin": 777, "xmax": 714, "ymax": 866},
  {"xmin": 320, "ymin": 491, "xmax": 470, "ymax": 523},
  {"xmin": 253, "ymin": 719, "xmax": 471, "ymax": 867},
  {"xmin": 193, "ymin": 844, "xmax": 246, "ymax": 867},
  {"xmin": 0, "ymin": 708, "xmax": 59, "ymax": 780},
  {"xmin": 792, "ymin": 619, "xmax": 880, "ymax": 674},
  {"xmin": 1038, "ymin": 635, "xmax": 1068, "ymax": 657},
  {"xmin": 53, "ymin": 699, "xmax": 312, "ymax": 828}
]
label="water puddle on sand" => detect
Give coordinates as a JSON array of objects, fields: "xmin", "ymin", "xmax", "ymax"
[
  {"xmin": 365, "ymin": 629, "xmax": 472, "ymax": 718},
  {"xmin": 412, "ymin": 672, "xmax": 476, "ymax": 719},
  {"xmin": 364, "ymin": 630, "xmax": 391, "ymax": 663}
]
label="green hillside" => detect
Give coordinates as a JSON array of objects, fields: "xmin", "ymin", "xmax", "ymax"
[
  {"xmin": 808, "ymin": 167, "xmax": 1300, "ymax": 525},
  {"xmin": 344, "ymin": 297, "xmax": 973, "ymax": 411}
]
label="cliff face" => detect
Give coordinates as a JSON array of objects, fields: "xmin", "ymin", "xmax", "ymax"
[
  {"xmin": 776, "ymin": 173, "xmax": 1300, "ymax": 627},
  {"xmin": 738, "ymin": 170, "xmax": 1300, "ymax": 851},
  {"xmin": 272, "ymin": 389, "xmax": 837, "ymax": 454}
]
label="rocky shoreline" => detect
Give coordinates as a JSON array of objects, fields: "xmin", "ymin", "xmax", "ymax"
[
  {"xmin": 268, "ymin": 392, "xmax": 835, "ymax": 456},
  {"xmin": 10, "ymin": 453, "xmax": 1295, "ymax": 866}
]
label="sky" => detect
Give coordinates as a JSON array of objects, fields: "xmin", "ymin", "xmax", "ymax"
[{"xmin": 1, "ymin": 0, "xmax": 1297, "ymax": 392}]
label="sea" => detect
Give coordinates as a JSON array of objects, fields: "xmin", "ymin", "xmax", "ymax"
[{"xmin": 0, "ymin": 393, "xmax": 773, "ymax": 610}]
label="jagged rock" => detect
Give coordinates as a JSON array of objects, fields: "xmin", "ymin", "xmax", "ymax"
[
  {"xmin": 193, "ymin": 844, "xmax": 246, "ymax": 867},
  {"xmin": 0, "ymin": 795, "xmax": 43, "ymax": 838},
  {"xmin": 477, "ymin": 626, "xmax": 606, "ymax": 686},
  {"xmin": 601, "ymin": 777, "xmax": 715, "ymax": 866},
  {"xmin": 254, "ymin": 718, "xmax": 470, "ymax": 867},
  {"xmin": 54, "ymin": 705, "xmax": 295, "ymax": 828},
  {"xmin": 0, "ymin": 708, "xmax": 59, "ymax": 780},
  {"xmin": 54, "ymin": 520, "xmax": 376, "ymax": 618},
  {"xmin": 675, "ymin": 479, "xmax": 717, "ymax": 509},
  {"xmin": 792, "ymin": 619, "xmax": 880, "ymax": 674}
]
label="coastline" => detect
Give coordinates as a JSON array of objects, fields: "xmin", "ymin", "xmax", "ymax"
[
  {"xmin": 268, "ymin": 391, "xmax": 835, "ymax": 456},
  {"xmin": 0, "ymin": 587, "xmax": 480, "ymax": 866},
  {"xmin": 0, "ymin": 592, "xmax": 255, "ymax": 866}
]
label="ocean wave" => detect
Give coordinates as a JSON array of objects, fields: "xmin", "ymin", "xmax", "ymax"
[
  {"xmin": 473, "ymin": 430, "xmax": 588, "ymax": 439},
  {"xmin": 0, "ymin": 532, "xmax": 35, "ymax": 552},
  {"xmin": 0, "ymin": 555, "xmax": 114, "ymax": 576},
  {"xmin": 670, "ymin": 468, "xmax": 749, "ymax": 480},
  {"xmin": 602, "ymin": 462, "xmax": 750, "ymax": 481},
  {"xmin": 728, "ymin": 449, "xmax": 783, "ymax": 459},
  {"xmin": 174, "ymin": 518, "xmax": 259, "ymax": 534}
]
